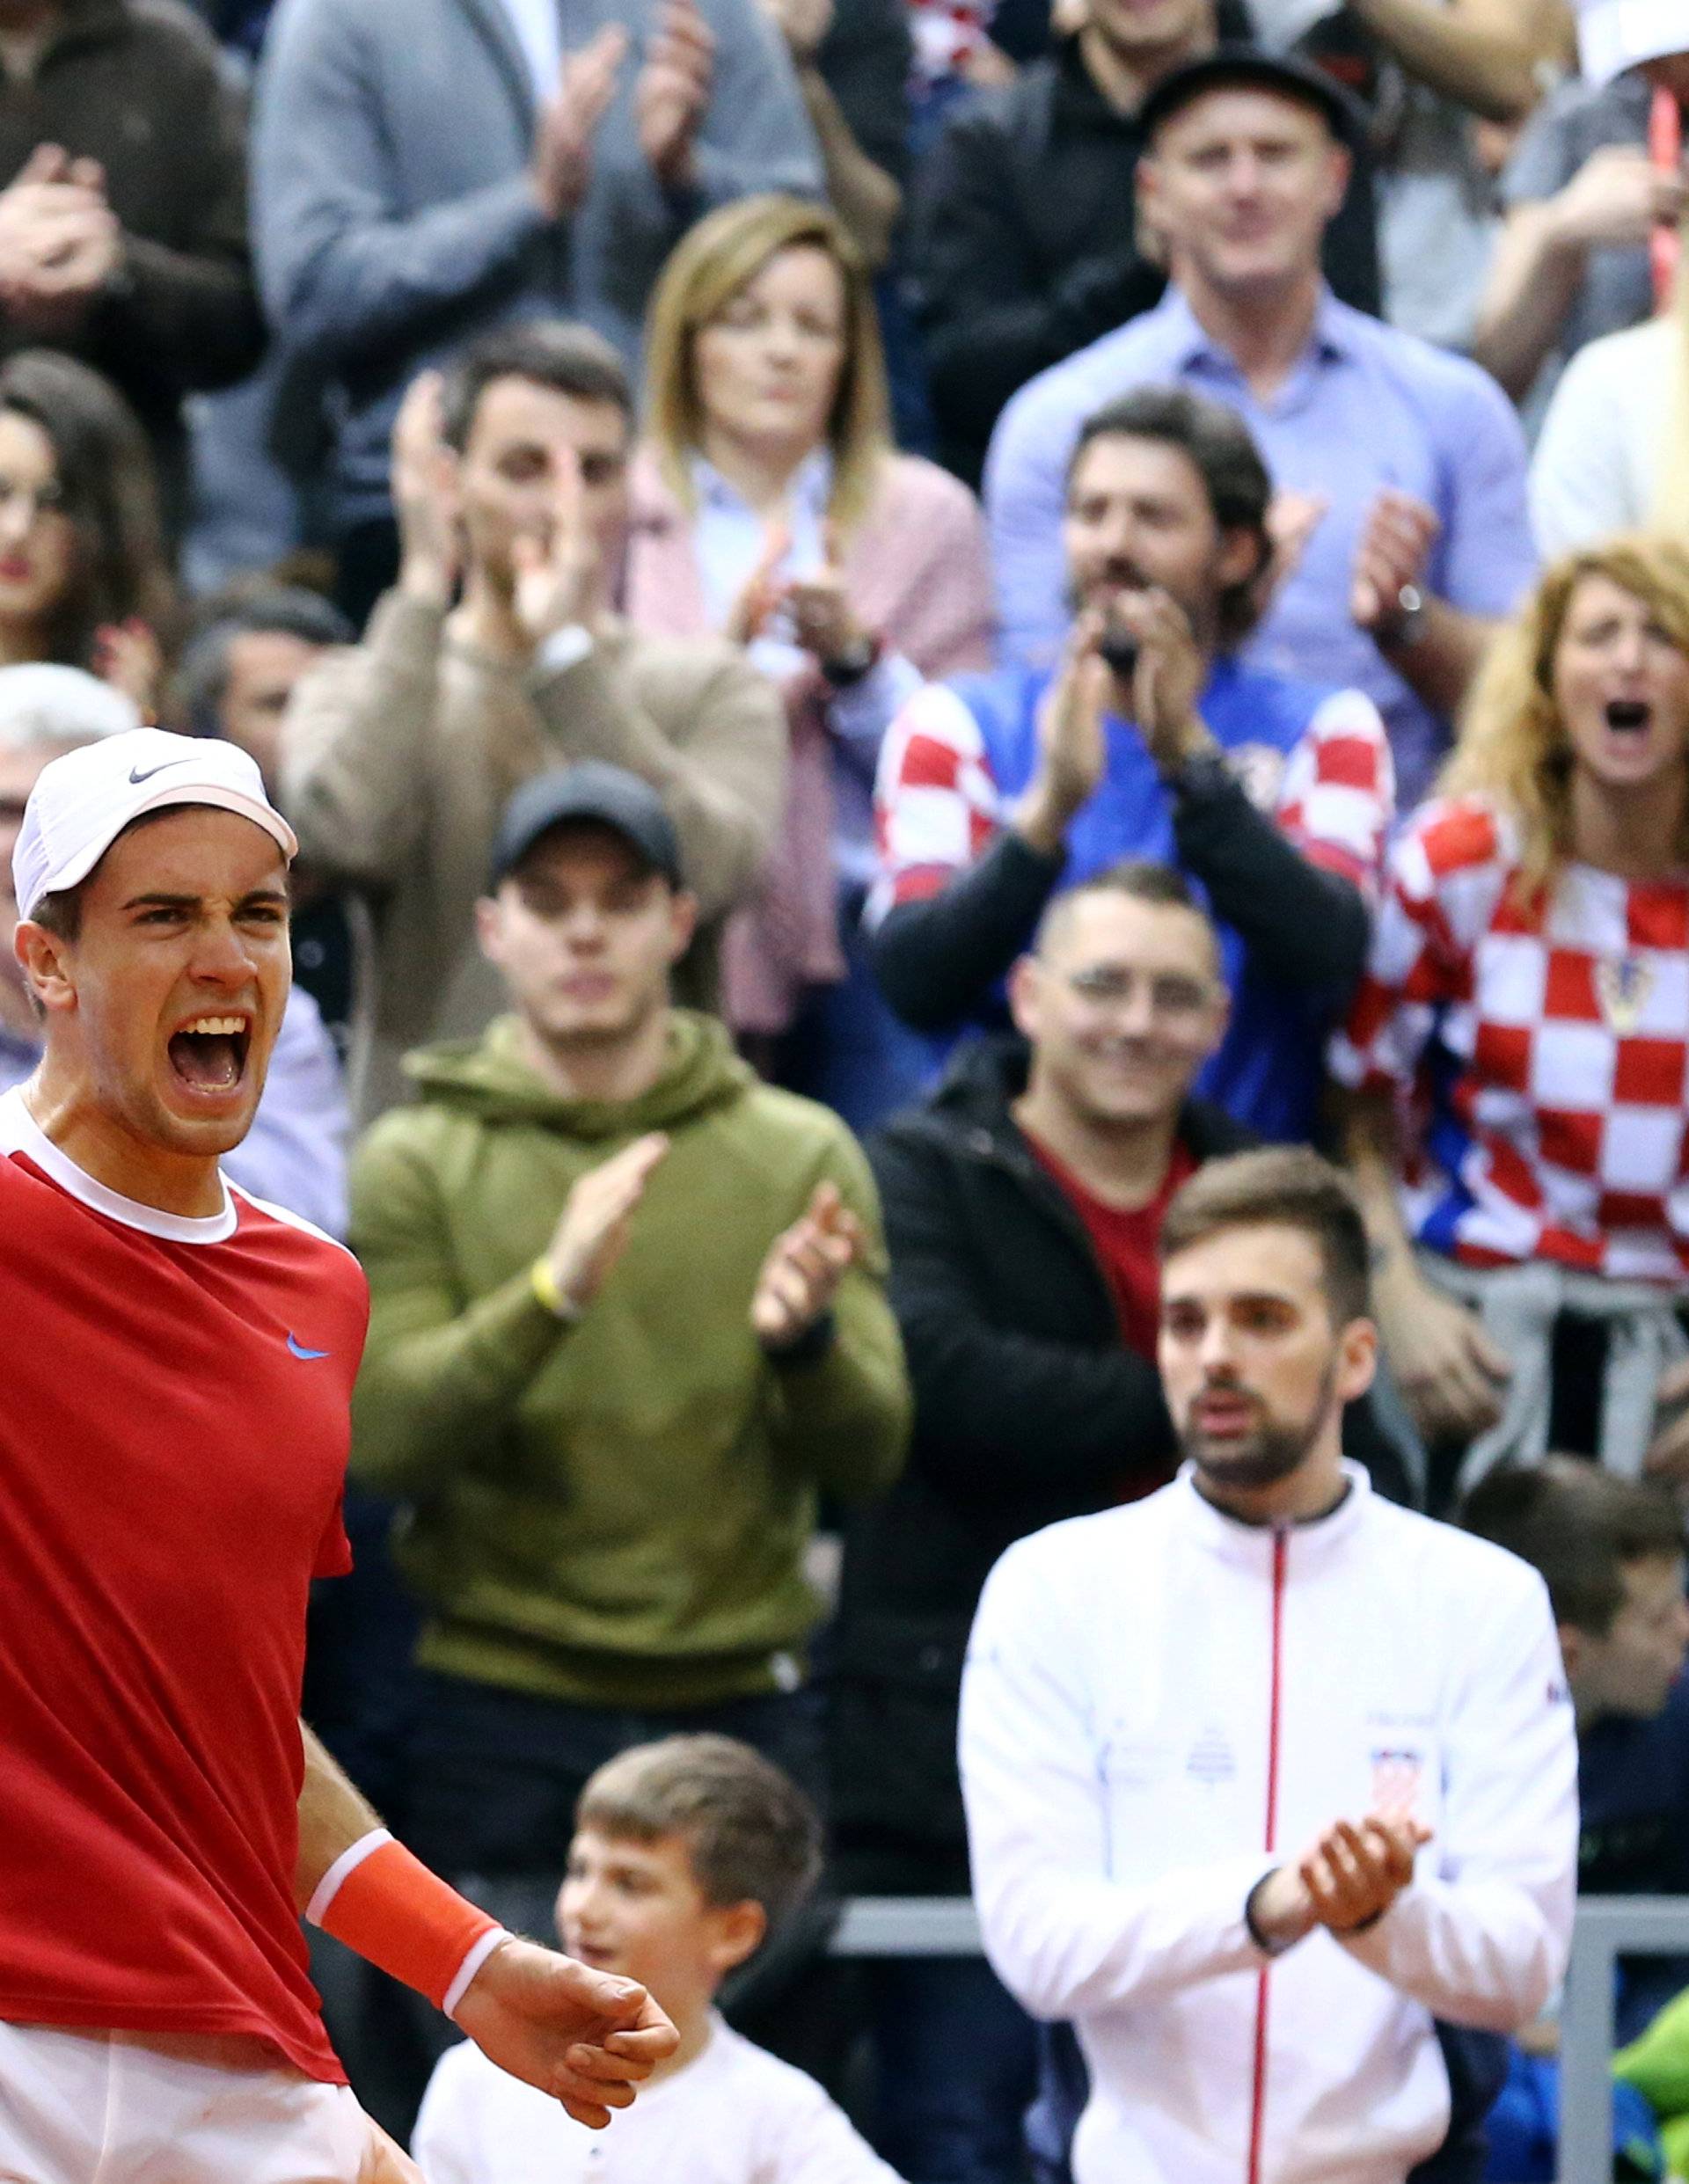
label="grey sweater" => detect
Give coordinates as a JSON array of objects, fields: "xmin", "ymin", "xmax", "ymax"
[{"xmin": 252, "ymin": 0, "xmax": 823, "ymax": 523}]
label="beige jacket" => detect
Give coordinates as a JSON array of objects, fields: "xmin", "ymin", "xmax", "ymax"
[{"xmin": 280, "ymin": 589, "xmax": 786, "ymax": 1117}]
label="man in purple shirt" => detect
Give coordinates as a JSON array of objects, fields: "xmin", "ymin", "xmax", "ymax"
[{"xmin": 984, "ymin": 48, "xmax": 1537, "ymax": 810}]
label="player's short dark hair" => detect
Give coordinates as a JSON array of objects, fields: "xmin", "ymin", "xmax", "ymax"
[
  {"xmin": 1033, "ymin": 858, "xmax": 1215, "ymax": 954},
  {"xmin": 440, "ymin": 322, "xmax": 632, "ymax": 450},
  {"xmin": 576, "ymin": 1735, "xmax": 823, "ymax": 1932},
  {"xmin": 1065, "ymin": 384, "xmax": 1272, "ymax": 650},
  {"xmin": 176, "ymin": 587, "xmax": 354, "ymax": 738},
  {"xmin": 1460, "ymin": 1457, "xmax": 1685, "ymax": 1636},
  {"xmin": 1159, "ymin": 1146, "xmax": 1371, "ymax": 1328}
]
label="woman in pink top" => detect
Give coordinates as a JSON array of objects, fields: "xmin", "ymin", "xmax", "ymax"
[{"xmin": 627, "ymin": 194, "xmax": 994, "ymax": 1122}]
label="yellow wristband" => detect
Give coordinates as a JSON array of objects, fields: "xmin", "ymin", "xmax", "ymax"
[{"xmin": 530, "ymin": 1256, "xmax": 576, "ymax": 1321}]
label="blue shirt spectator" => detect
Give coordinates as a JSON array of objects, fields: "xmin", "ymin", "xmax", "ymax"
[
  {"xmin": 983, "ymin": 52, "xmax": 1539, "ymax": 812},
  {"xmin": 870, "ymin": 384, "xmax": 1393, "ymax": 1146}
]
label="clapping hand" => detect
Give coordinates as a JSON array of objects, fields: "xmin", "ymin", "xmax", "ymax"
[
  {"xmin": 1014, "ymin": 610, "xmax": 1111, "ymax": 854},
  {"xmin": 0, "ymin": 145, "xmax": 121, "ymax": 329},
  {"xmin": 510, "ymin": 445, "xmax": 600, "ymax": 645},
  {"xmin": 1298, "ymin": 1812, "xmax": 1429, "ymax": 1936},
  {"xmin": 726, "ymin": 518, "xmax": 791, "ymax": 645},
  {"xmin": 1351, "ymin": 489, "xmax": 1438, "ymax": 640},
  {"xmin": 751, "ymin": 1182, "xmax": 864, "ymax": 1350},
  {"xmin": 637, "ymin": 0, "xmax": 714, "ymax": 192},
  {"xmin": 1249, "ymin": 1808, "xmax": 1431, "ymax": 1952},
  {"xmin": 782, "ymin": 523, "xmax": 872, "ymax": 669},
  {"xmin": 532, "ymin": 27, "xmax": 630, "ymax": 221},
  {"xmin": 1103, "ymin": 583, "xmax": 1212, "ymax": 775},
  {"xmin": 541, "ymin": 1135, "xmax": 670, "ymax": 1318},
  {"xmin": 392, "ymin": 371, "xmax": 462, "ymax": 606}
]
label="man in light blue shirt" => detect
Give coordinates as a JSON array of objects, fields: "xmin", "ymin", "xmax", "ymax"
[{"xmin": 984, "ymin": 48, "xmax": 1536, "ymax": 811}]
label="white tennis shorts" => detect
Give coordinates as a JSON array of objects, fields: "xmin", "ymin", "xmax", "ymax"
[{"xmin": 0, "ymin": 2021, "xmax": 371, "ymax": 2183}]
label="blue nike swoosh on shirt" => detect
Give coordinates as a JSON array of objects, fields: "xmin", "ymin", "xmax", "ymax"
[{"xmin": 287, "ymin": 1333, "xmax": 331, "ymax": 1361}]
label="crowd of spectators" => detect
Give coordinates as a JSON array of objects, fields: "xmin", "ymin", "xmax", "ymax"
[{"xmin": 16, "ymin": 0, "xmax": 1689, "ymax": 2172}]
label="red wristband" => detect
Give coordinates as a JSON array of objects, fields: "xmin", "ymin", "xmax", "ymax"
[{"xmin": 306, "ymin": 1829, "xmax": 508, "ymax": 2017}]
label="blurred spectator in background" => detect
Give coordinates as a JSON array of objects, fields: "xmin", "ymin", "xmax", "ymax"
[
  {"xmin": 831, "ymin": 863, "xmax": 1246, "ymax": 2184},
  {"xmin": 173, "ymin": 583, "xmax": 369, "ymax": 1081},
  {"xmin": 1473, "ymin": 1, "xmax": 1687, "ymax": 407},
  {"xmin": 756, "ymin": 0, "xmax": 908, "ymax": 269},
  {"xmin": 1296, "ymin": 0, "xmax": 1571, "ymax": 354},
  {"xmin": 347, "ymin": 762, "xmax": 907, "ymax": 1905},
  {"xmin": 1529, "ymin": 217, "xmax": 1689, "ymax": 555},
  {"xmin": 0, "ymin": 348, "xmax": 174, "ymax": 712},
  {"xmin": 0, "ymin": 0, "xmax": 264, "ymax": 530},
  {"xmin": 986, "ymin": 49, "xmax": 1535, "ymax": 808},
  {"xmin": 280, "ymin": 324, "xmax": 784, "ymax": 1119},
  {"xmin": 252, "ymin": 0, "xmax": 823, "ymax": 623},
  {"xmin": 628, "ymin": 195, "xmax": 993, "ymax": 1125},
  {"xmin": 873, "ymin": 386, "xmax": 1391, "ymax": 1145},
  {"xmin": 1332, "ymin": 538, "xmax": 1689, "ymax": 1513},
  {"xmin": 910, "ymin": 0, "xmax": 1384, "ymax": 489},
  {"xmin": 1462, "ymin": 1459, "xmax": 1689, "ymax": 2181},
  {"xmin": 0, "ymin": 661, "xmax": 349, "ymax": 1230}
]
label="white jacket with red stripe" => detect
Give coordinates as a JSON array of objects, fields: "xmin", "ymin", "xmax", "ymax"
[{"xmin": 959, "ymin": 1464, "xmax": 1578, "ymax": 2184}]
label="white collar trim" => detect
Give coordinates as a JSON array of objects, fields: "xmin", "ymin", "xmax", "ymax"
[{"xmin": 0, "ymin": 1085, "xmax": 237, "ymax": 1244}]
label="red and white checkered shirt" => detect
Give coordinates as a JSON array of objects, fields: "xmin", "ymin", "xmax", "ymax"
[
  {"xmin": 1330, "ymin": 794, "xmax": 1689, "ymax": 1282},
  {"xmin": 868, "ymin": 676, "xmax": 1393, "ymax": 925}
]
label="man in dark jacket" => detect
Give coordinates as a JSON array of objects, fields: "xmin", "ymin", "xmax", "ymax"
[
  {"xmin": 0, "ymin": 0, "xmax": 265, "ymax": 520},
  {"xmin": 831, "ymin": 858, "xmax": 1249, "ymax": 2184},
  {"xmin": 909, "ymin": 0, "xmax": 1380, "ymax": 484}
]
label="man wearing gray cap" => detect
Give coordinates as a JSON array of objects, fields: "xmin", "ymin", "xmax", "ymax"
[
  {"xmin": 0, "ymin": 727, "xmax": 676, "ymax": 2182},
  {"xmin": 347, "ymin": 759, "xmax": 910, "ymax": 1893}
]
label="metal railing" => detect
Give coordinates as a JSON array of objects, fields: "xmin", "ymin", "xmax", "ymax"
[
  {"xmin": 831, "ymin": 1895, "xmax": 1689, "ymax": 2184},
  {"xmin": 1558, "ymin": 1895, "xmax": 1689, "ymax": 2184}
]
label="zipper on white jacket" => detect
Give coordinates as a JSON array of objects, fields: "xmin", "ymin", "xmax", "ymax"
[{"xmin": 1247, "ymin": 1527, "xmax": 1290, "ymax": 2184}]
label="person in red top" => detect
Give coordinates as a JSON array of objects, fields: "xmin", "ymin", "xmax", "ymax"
[{"xmin": 0, "ymin": 727, "xmax": 676, "ymax": 2182}]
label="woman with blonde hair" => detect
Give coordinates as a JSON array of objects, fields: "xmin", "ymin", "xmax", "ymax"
[
  {"xmin": 1330, "ymin": 537, "xmax": 1689, "ymax": 1504},
  {"xmin": 627, "ymin": 192, "xmax": 994, "ymax": 1121}
]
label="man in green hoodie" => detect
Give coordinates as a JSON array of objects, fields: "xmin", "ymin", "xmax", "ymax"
[{"xmin": 348, "ymin": 759, "xmax": 910, "ymax": 1890}]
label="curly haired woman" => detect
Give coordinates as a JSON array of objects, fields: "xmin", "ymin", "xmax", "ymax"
[{"xmin": 1332, "ymin": 536, "xmax": 1689, "ymax": 1503}]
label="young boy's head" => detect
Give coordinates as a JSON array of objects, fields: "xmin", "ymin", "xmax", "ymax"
[
  {"xmin": 1462, "ymin": 1457, "xmax": 1689, "ymax": 1727},
  {"xmin": 558, "ymin": 1735, "xmax": 823, "ymax": 2026}
]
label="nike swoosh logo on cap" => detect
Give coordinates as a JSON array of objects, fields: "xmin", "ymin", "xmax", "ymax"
[
  {"xmin": 128, "ymin": 758, "xmax": 197, "ymax": 785},
  {"xmin": 287, "ymin": 1333, "xmax": 330, "ymax": 1361}
]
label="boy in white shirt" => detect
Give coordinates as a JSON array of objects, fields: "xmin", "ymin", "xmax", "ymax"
[{"xmin": 412, "ymin": 1735, "xmax": 904, "ymax": 2184}]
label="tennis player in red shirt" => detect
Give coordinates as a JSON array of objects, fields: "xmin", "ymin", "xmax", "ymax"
[{"xmin": 0, "ymin": 729, "xmax": 676, "ymax": 2181}]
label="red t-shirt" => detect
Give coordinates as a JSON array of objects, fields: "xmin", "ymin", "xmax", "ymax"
[
  {"xmin": 1027, "ymin": 1134, "xmax": 1196, "ymax": 1358},
  {"xmin": 0, "ymin": 1089, "xmax": 368, "ymax": 2083}
]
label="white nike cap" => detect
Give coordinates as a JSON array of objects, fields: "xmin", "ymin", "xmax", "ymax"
[
  {"xmin": 12, "ymin": 727, "xmax": 298, "ymax": 924},
  {"xmin": 1576, "ymin": 0, "xmax": 1688, "ymax": 82}
]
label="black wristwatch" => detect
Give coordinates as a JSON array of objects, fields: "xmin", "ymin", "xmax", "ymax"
[{"xmin": 1374, "ymin": 581, "xmax": 1430, "ymax": 653}]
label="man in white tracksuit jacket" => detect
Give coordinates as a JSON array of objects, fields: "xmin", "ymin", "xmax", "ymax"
[{"xmin": 961, "ymin": 1146, "xmax": 1578, "ymax": 2184}]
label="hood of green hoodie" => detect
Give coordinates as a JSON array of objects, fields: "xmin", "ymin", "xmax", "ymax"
[{"xmin": 401, "ymin": 1009, "xmax": 755, "ymax": 1138}]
